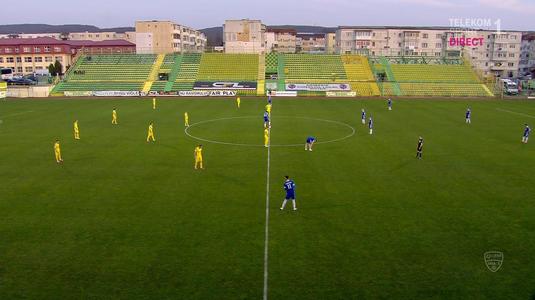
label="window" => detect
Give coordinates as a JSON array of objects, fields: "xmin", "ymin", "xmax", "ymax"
[
  {"xmin": 45, "ymin": 56, "xmax": 53, "ymax": 62},
  {"xmin": 435, "ymin": 52, "xmax": 442, "ymax": 56},
  {"xmin": 35, "ymin": 66, "xmax": 43, "ymax": 70},
  {"xmin": 0, "ymin": 57, "xmax": 3, "ymax": 63},
  {"xmin": 25, "ymin": 67, "xmax": 33, "ymax": 72},
  {"xmin": 35, "ymin": 57, "xmax": 43, "ymax": 62},
  {"xmin": 423, "ymin": 33, "xmax": 428, "ymax": 38},
  {"xmin": 54, "ymin": 47, "xmax": 61, "ymax": 52},
  {"xmin": 422, "ymin": 43, "xmax": 428, "ymax": 48},
  {"xmin": 6, "ymin": 57, "xmax": 14, "ymax": 63},
  {"xmin": 55, "ymin": 56, "xmax": 63, "ymax": 62},
  {"xmin": 5, "ymin": 48, "xmax": 12, "ymax": 53},
  {"xmin": 17, "ymin": 67, "xmax": 23, "ymax": 73},
  {"xmin": 509, "ymin": 53, "xmax": 515, "ymax": 58},
  {"xmin": 509, "ymin": 44, "xmax": 515, "ymax": 49},
  {"xmin": 508, "ymin": 62, "xmax": 514, "ymax": 67},
  {"xmin": 23, "ymin": 47, "xmax": 30, "ymax": 53},
  {"xmin": 16, "ymin": 57, "xmax": 22, "ymax": 63},
  {"xmin": 44, "ymin": 46, "xmax": 51, "ymax": 52},
  {"xmin": 436, "ymin": 34, "xmax": 442, "ymax": 39},
  {"xmin": 24, "ymin": 57, "xmax": 32, "ymax": 62},
  {"xmin": 34, "ymin": 47, "xmax": 41, "ymax": 53},
  {"xmin": 436, "ymin": 43, "xmax": 442, "ymax": 48}
]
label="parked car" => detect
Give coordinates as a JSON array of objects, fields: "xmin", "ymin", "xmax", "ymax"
[{"xmin": 6, "ymin": 77, "xmax": 37, "ymax": 86}]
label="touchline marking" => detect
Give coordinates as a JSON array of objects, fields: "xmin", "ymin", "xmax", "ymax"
[
  {"xmin": 263, "ymin": 121, "xmax": 271, "ymax": 300},
  {"xmin": 184, "ymin": 116, "xmax": 355, "ymax": 147},
  {"xmin": 496, "ymin": 108, "xmax": 535, "ymax": 119}
]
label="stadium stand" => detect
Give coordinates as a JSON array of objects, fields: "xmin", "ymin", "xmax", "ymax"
[
  {"xmin": 52, "ymin": 53, "xmax": 493, "ymax": 97},
  {"xmin": 53, "ymin": 54, "xmax": 156, "ymax": 93},
  {"xmin": 283, "ymin": 54, "xmax": 347, "ymax": 82},
  {"xmin": 372, "ymin": 58, "xmax": 493, "ymax": 97},
  {"xmin": 197, "ymin": 53, "xmax": 259, "ymax": 81},
  {"xmin": 195, "ymin": 53, "xmax": 259, "ymax": 95}
]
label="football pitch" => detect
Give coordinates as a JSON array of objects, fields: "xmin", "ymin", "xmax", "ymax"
[{"xmin": 1, "ymin": 97, "xmax": 535, "ymax": 299}]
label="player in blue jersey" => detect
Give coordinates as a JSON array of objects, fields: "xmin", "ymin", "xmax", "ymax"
[
  {"xmin": 268, "ymin": 91, "xmax": 272, "ymax": 104},
  {"xmin": 522, "ymin": 124, "xmax": 531, "ymax": 144},
  {"xmin": 387, "ymin": 98, "xmax": 392, "ymax": 111},
  {"xmin": 361, "ymin": 109, "xmax": 366, "ymax": 124},
  {"xmin": 280, "ymin": 176, "xmax": 297, "ymax": 211},
  {"xmin": 264, "ymin": 111, "xmax": 270, "ymax": 128},
  {"xmin": 368, "ymin": 116, "xmax": 374, "ymax": 135},
  {"xmin": 305, "ymin": 136, "xmax": 316, "ymax": 151},
  {"xmin": 465, "ymin": 108, "xmax": 471, "ymax": 124}
]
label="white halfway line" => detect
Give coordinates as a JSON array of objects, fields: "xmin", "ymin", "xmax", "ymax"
[
  {"xmin": 263, "ymin": 119, "xmax": 271, "ymax": 300},
  {"xmin": 0, "ymin": 110, "xmax": 34, "ymax": 118},
  {"xmin": 496, "ymin": 108, "xmax": 535, "ymax": 119}
]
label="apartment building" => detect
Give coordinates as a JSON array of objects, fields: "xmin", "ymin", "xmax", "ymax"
[
  {"xmin": 265, "ymin": 28, "xmax": 297, "ymax": 53},
  {"xmin": 325, "ymin": 33, "xmax": 336, "ymax": 54},
  {"xmin": 135, "ymin": 20, "xmax": 206, "ymax": 54},
  {"xmin": 519, "ymin": 33, "xmax": 535, "ymax": 77},
  {"xmin": 336, "ymin": 26, "xmax": 522, "ymax": 78},
  {"xmin": 296, "ymin": 33, "xmax": 326, "ymax": 53},
  {"xmin": 224, "ymin": 19, "xmax": 266, "ymax": 54},
  {"xmin": 68, "ymin": 31, "xmax": 137, "ymax": 44}
]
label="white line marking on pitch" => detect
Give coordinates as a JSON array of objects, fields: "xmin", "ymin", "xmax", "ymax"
[
  {"xmin": 496, "ymin": 108, "xmax": 535, "ymax": 119},
  {"xmin": 0, "ymin": 110, "xmax": 34, "ymax": 118},
  {"xmin": 184, "ymin": 116, "xmax": 355, "ymax": 147},
  {"xmin": 263, "ymin": 120, "xmax": 271, "ymax": 300}
]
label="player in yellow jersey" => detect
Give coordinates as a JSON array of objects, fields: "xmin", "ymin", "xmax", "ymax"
[
  {"xmin": 73, "ymin": 120, "xmax": 80, "ymax": 140},
  {"xmin": 152, "ymin": 97, "xmax": 157, "ymax": 110},
  {"xmin": 194, "ymin": 144, "xmax": 203, "ymax": 169},
  {"xmin": 266, "ymin": 103, "xmax": 272, "ymax": 117},
  {"xmin": 264, "ymin": 127, "xmax": 270, "ymax": 148},
  {"xmin": 54, "ymin": 139, "xmax": 63, "ymax": 163},
  {"xmin": 112, "ymin": 108, "xmax": 118, "ymax": 124},
  {"xmin": 184, "ymin": 112, "xmax": 189, "ymax": 127},
  {"xmin": 236, "ymin": 97, "xmax": 241, "ymax": 108},
  {"xmin": 147, "ymin": 122, "xmax": 155, "ymax": 142}
]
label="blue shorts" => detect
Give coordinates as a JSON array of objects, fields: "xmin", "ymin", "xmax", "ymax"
[{"xmin": 286, "ymin": 192, "xmax": 295, "ymax": 200}]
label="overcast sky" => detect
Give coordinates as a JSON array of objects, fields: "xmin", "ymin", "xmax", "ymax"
[{"xmin": 2, "ymin": 0, "xmax": 534, "ymax": 30}]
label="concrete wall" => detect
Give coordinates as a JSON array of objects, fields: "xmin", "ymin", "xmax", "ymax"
[{"xmin": 7, "ymin": 86, "xmax": 52, "ymax": 98}]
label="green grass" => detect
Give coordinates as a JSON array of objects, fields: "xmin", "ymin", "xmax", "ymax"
[{"xmin": 1, "ymin": 97, "xmax": 535, "ymax": 299}]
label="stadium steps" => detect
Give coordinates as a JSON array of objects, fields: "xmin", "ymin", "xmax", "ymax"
[
  {"xmin": 482, "ymin": 84, "xmax": 494, "ymax": 97},
  {"xmin": 142, "ymin": 54, "xmax": 165, "ymax": 93},
  {"xmin": 165, "ymin": 55, "xmax": 183, "ymax": 92},
  {"xmin": 379, "ymin": 57, "xmax": 402, "ymax": 96},
  {"xmin": 277, "ymin": 54, "xmax": 286, "ymax": 91},
  {"xmin": 257, "ymin": 54, "xmax": 266, "ymax": 95},
  {"xmin": 265, "ymin": 53, "xmax": 278, "ymax": 74},
  {"xmin": 172, "ymin": 53, "xmax": 201, "ymax": 91},
  {"xmin": 341, "ymin": 55, "xmax": 380, "ymax": 96}
]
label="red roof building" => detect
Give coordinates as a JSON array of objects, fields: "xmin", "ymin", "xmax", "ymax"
[{"xmin": 0, "ymin": 37, "xmax": 136, "ymax": 75}]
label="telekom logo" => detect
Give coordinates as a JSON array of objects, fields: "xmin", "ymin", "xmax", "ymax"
[{"xmin": 449, "ymin": 37, "xmax": 485, "ymax": 47}]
